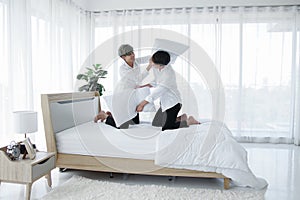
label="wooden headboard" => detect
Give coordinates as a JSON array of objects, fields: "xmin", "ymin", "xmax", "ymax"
[{"xmin": 41, "ymin": 92, "xmax": 101, "ymax": 153}]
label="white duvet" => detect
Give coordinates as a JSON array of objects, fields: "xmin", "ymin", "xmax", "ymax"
[{"xmin": 155, "ymin": 121, "xmax": 268, "ymax": 189}]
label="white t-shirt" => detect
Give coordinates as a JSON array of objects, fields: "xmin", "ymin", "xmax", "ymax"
[
  {"xmin": 145, "ymin": 65, "xmax": 182, "ymax": 112},
  {"xmin": 119, "ymin": 56, "xmax": 151, "ymax": 87}
]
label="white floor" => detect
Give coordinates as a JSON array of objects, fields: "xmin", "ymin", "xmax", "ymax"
[{"xmin": 0, "ymin": 143, "xmax": 299, "ymax": 200}]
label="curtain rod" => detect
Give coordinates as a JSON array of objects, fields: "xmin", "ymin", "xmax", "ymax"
[{"xmin": 91, "ymin": 5, "xmax": 300, "ymax": 14}]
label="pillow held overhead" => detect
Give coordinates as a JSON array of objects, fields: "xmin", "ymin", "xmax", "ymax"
[{"xmin": 153, "ymin": 39, "xmax": 189, "ymax": 64}]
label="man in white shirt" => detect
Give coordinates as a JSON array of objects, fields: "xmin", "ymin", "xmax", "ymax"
[
  {"xmin": 136, "ymin": 50, "xmax": 200, "ymax": 131},
  {"xmin": 118, "ymin": 44, "xmax": 152, "ymax": 89},
  {"xmin": 94, "ymin": 44, "xmax": 152, "ymax": 128}
]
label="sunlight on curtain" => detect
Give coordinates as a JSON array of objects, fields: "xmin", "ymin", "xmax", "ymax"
[
  {"xmin": 0, "ymin": 0, "xmax": 9, "ymax": 141},
  {"xmin": 0, "ymin": 0, "xmax": 33, "ymax": 144},
  {"xmin": 218, "ymin": 6, "xmax": 298, "ymax": 143},
  {"xmin": 294, "ymin": 12, "xmax": 300, "ymax": 145},
  {"xmin": 93, "ymin": 6, "xmax": 300, "ymax": 144},
  {"xmin": 0, "ymin": 0, "xmax": 93, "ymax": 148},
  {"xmin": 1, "ymin": 2, "xmax": 299, "ymax": 146}
]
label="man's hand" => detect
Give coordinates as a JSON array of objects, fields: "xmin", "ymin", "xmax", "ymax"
[
  {"xmin": 146, "ymin": 58, "xmax": 154, "ymax": 71},
  {"xmin": 136, "ymin": 84, "xmax": 153, "ymax": 89},
  {"xmin": 136, "ymin": 100, "xmax": 149, "ymax": 112}
]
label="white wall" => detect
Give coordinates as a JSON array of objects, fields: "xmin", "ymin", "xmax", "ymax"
[{"xmin": 73, "ymin": 0, "xmax": 300, "ymax": 11}]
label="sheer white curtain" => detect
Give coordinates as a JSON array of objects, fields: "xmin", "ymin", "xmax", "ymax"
[
  {"xmin": 294, "ymin": 9, "xmax": 300, "ymax": 145},
  {"xmin": 0, "ymin": 0, "xmax": 93, "ymax": 147},
  {"xmin": 94, "ymin": 6, "xmax": 300, "ymax": 145},
  {"xmin": 0, "ymin": 0, "xmax": 33, "ymax": 144}
]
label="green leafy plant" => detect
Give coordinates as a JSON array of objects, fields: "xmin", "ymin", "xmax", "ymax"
[{"xmin": 76, "ymin": 64, "xmax": 107, "ymax": 96}]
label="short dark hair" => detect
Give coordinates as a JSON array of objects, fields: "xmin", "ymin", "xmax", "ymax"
[{"xmin": 152, "ymin": 50, "xmax": 170, "ymax": 65}]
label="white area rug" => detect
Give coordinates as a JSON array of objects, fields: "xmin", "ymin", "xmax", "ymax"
[{"xmin": 41, "ymin": 176, "xmax": 266, "ymax": 200}]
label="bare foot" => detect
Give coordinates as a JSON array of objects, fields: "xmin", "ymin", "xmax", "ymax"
[
  {"xmin": 94, "ymin": 111, "xmax": 108, "ymax": 123},
  {"xmin": 187, "ymin": 116, "xmax": 200, "ymax": 126},
  {"xmin": 176, "ymin": 113, "xmax": 188, "ymax": 122},
  {"xmin": 94, "ymin": 115, "xmax": 99, "ymax": 123}
]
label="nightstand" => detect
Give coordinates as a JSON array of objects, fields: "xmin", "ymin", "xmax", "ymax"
[{"xmin": 0, "ymin": 148, "xmax": 56, "ymax": 200}]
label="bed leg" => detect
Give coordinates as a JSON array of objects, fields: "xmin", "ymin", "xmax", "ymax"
[
  {"xmin": 224, "ymin": 178, "xmax": 230, "ymax": 189},
  {"xmin": 59, "ymin": 168, "xmax": 68, "ymax": 172},
  {"xmin": 109, "ymin": 172, "xmax": 114, "ymax": 178}
]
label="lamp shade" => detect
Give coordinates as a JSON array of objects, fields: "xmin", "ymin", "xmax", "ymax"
[{"xmin": 13, "ymin": 111, "xmax": 38, "ymax": 134}]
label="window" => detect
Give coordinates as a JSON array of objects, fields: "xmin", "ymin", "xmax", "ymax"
[{"xmin": 93, "ymin": 7, "xmax": 299, "ymax": 142}]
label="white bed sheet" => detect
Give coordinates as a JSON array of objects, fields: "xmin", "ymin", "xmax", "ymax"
[{"xmin": 55, "ymin": 121, "xmax": 161, "ymax": 160}]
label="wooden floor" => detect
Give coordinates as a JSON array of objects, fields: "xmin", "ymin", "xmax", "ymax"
[{"xmin": 0, "ymin": 143, "xmax": 299, "ymax": 200}]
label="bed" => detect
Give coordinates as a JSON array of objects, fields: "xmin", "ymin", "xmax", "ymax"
[{"xmin": 41, "ymin": 91, "xmax": 231, "ymax": 189}]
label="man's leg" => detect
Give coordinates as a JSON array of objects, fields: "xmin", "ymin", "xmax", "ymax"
[
  {"xmin": 105, "ymin": 116, "xmax": 117, "ymax": 128},
  {"xmin": 152, "ymin": 107, "xmax": 166, "ymax": 127},
  {"xmin": 130, "ymin": 113, "xmax": 140, "ymax": 124},
  {"xmin": 162, "ymin": 104, "xmax": 188, "ymax": 131},
  {"xmin": 106, "ymin": 116, "xmax": 129, "ymax": 129}
]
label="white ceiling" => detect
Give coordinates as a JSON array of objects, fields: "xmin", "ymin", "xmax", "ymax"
[{"xmin": 72, "ymin": 0, "xmax": 300, "ymax": 12}]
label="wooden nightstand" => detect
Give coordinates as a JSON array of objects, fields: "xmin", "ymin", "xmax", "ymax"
[{"xmin": 0, "ymin": 148, "xmax": 56, "ymax": 200}]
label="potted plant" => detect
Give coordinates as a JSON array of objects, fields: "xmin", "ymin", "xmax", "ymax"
[{"xmin": 76, "ymin": 64, "xmax": 107, "ymax": 96}]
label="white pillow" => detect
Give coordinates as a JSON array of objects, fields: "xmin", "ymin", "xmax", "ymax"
[
  {"xmin": 109, "ymin": 87, "xmax": 156, "ymax": 127},
  {"xmin": 103, "ymin": 88, "xmax": 155, "ymax": 113},
  {"xmin": 153, "ymin": 38, "xmax": 189, "ymax": 64},
  {"xmin": 102, "ymin": 95, "xmax": 113, "ymax": 111},
  {"xmin": 135, "ymin": 87, "xmax": 156, "ymax": 112}
]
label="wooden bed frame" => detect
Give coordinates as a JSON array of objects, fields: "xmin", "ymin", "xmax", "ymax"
[{"xmin": 41, "ymin": 91, "xmax": 230, "ymax": 189}]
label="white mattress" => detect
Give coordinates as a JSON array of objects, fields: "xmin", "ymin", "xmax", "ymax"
[{"xmin": 55, "ymin": 121, "xmax": 162, "ymax": 160}]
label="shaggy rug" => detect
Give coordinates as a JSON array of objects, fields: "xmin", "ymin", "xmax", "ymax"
[{"xmin": 41, "ymin": 176, "xmax": 266, "ymax": 200}]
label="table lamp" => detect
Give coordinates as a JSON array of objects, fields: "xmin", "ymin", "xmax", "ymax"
[{"xmin": 13, "ymin": 111, "xmax": 38, "ymax": 138}]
